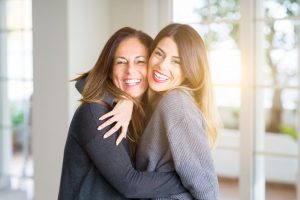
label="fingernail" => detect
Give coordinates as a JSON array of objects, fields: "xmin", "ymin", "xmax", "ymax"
[
  {"xmin": 97, "ymin": 126, "xmax": 102, "ymax": 130},
  {"xmin": 103, "ymin": 134, "xmax": 107, "ymax": 139},
  {"xmin": 99, "ymin": 117, "xmax": 103, "ymax": 120}
]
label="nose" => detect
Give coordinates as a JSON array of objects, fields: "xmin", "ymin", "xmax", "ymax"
[
  {"xmin": 158, "ymin": 58, "xmax": 170, "ymax": 71},
  {"xmin": 126, "ymin": 61, "xmax": 136, "ymax": 74}
]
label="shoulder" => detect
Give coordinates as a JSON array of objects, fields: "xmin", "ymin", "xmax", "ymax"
[
  {"xmin": 70, "ymin": 98, "xmax": 113, "ymax": 145},
  {"xmin": 74, "ymin": 92, "xmax": 115, "ymax": 122},
  {"xmin": 70, "ymin": 102, "xmax": 110, "ymax": 138},
  {"xmin": 71, "ymin": 93, "xmax": 116, "ymax": 131},
  {"xmin": 153, "ymin": 89, "xmax": 204, "ymax": 125},
  {"xmin": 162, "ymin": 88, "xmax": 191, "ymax": 102},
  {"xmin": 74, "ymin": 102, "xmax": 110, "ymax": 123},
  {"xmin": 156, "ymin": 89, "xmax": 195, "ymax": 113}
]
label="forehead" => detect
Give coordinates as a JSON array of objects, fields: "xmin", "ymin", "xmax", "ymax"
[
  {"xmin": 115, "ymin": 37, "xmax": 147, "ymax": 57},
  {"xmin": 156, "ymin": 37, "xmax": 179, "ymax": 56}
]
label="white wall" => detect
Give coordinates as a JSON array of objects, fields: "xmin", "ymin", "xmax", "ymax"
[
  {"xmin": 110, "ymin": 0, "xmax": 172, "ymax": 37},
  {"xmin": 32, "ymin": 0, "xmax": 69, "ymax": 199},
  {"xmin": 32, "ymin": 0, "xmax": 172, "ymax": 199},
  {"xmin": 32, "ymin": 0, "xmax": 109, "ymax": 199},
  {"xmin": 68, "ymin": 0, "xmax": 110, "ymax": 116}
]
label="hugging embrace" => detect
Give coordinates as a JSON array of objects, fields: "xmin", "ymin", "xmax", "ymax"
[{"xmin": 58, "ymin": 23, "xmax": 220, "ymax": 200}]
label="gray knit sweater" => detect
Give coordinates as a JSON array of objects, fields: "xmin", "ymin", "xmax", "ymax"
[{"xmin": 136, "ymin": 89, "xmax": 219, "ymax": 200}]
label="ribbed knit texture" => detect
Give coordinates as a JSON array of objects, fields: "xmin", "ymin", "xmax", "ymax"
[{"xmin": 136, "ymin": 89, "xmax": 219, "ymax": 200}]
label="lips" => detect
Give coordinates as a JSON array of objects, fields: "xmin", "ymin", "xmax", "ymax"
[
  {"xmin": 152, "ymin": 70, "xmax": 169, "ymax": 83},
  {"xmin": 123, "ymin": 78, "xmax": 141, "ymax": 86}
]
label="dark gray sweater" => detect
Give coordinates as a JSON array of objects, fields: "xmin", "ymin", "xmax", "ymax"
[{"xmin": 58, "ymin": 82, "xmax": 186, "ymax": 200}]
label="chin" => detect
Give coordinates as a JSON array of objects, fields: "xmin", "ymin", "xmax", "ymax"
[
  {"xmin": 128, "ymin": 92, "xmax": 144, "ymax": 99},
  {"xmin": 149, "ymin": 84, "xmax": 163, "ymax": 92}
]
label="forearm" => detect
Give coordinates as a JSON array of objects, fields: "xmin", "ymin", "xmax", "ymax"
[
  {"xmin": 85, "ymin": 135, "xmax": 186, "ymax": 198},
  {"xmin": 116, "ymin": 166, "xmax": 186, "ymax": 198}
]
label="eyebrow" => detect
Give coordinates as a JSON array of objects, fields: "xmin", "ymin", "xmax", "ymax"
[
  {"xmin": 114, "ymin": 56, "xmax": 127, "ymax": 60},
  {"xmin": 135, "ymin": 56, "xmax": 146, "ymax": 60},
  {"xmin": 114, "ymin": 56, "xmax": 146, "ymax": 60},
  {"xmin": 156, "ymin": 47, "xmax": 181, "ymax": 60},
  {"xmin": 156, "ymin": 47, "xmax": 165, "ymax": 55}
]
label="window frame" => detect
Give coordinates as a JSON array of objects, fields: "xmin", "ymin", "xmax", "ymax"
[{"xmin": 172, "ymin": 0, "xmax": 300, "ymax": 199}]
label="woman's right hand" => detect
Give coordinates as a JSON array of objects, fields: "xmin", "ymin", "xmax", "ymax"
[{"xmin": 97, "ymin": 99, "xmax": 133, "ymax": 145}]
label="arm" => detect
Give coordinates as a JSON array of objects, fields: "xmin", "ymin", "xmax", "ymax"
[
  {"xmin": 166, "ymin": 114, "xmax": 219, "ymax": 200},
  {"xmin": 76, "ymin": 78, "xmax": 131, "ymax": 145},
  {"xmin": 79, "ymin": 103, "xmax": 185, "ymax": 198}
]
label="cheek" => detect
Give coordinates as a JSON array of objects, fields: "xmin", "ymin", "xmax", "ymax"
[
  {"xmin": 112, "ymin": 67, "xmax": 123, "ymax": 85},
  {"xmin": 174, "ymin": 68, "xmax": 185, "ymax": 84},
  {"xmin": 140, "ymin": 66, "xmax": 148, "ymax": 80},
  {"xmin": 148, "ymin": 56, "xmax": 158, "ymax": 70}
]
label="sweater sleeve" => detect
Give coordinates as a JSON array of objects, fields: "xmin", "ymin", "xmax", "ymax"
[
  {"xmin": 160, "ymin": 90, "xmax": 219, "ymax": 199},
  {"xmin": 166, "ymin": 118, "xmax": 219, "ymax": 200},
  {"xmin": 76, "ymin": 103, "xmax": 186, "ymax": 199}
]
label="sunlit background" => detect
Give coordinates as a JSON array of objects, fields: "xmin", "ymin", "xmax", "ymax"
[{"xmin": 0, "ymin": 0, "xmax": 299, "ymax": 200}]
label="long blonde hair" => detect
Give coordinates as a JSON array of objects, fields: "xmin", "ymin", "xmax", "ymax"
[
  {"xmin": 149, "ymin": 23, "xmax": 220, "ymax": 147},
  {"xmin": 74, "ymin": 27, "xmax": 153, "ymax": 154}
]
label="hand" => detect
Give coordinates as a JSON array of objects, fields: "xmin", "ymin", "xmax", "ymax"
[{"xmin": 97, "ymin": 99, "xmax": 133, "ymax": 145}]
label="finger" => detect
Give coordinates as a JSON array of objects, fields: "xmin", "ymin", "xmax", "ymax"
[
  {"xmin": 97, "ymin": 117, "xmax": 117, "ymax": 130},
  {"xmin": 121, "ymin": 126, "xmax": 128, "ymax": 139},
  {"xmin": 99, "ymin": 110, "xmax": 116, "ymax": 120},
  {"xmin": 116, "ymin": 127, "xmax": 127, "ymax": 145},
  {"xmin": 116, "ymin": 135, "xmax": 125, "ymax": 146},
  {"xmin": 103, "ymin": 123, "xmax": 121, "ymax": 139}
]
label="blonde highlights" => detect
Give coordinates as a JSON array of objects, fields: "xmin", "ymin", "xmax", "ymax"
[{"xmin": 151, "ymin": 23, "xmax": 220, "ymax": 147}]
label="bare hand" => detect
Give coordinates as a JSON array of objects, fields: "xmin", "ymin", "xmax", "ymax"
[{"xmin": 97, "ymin": 99, "xmax": 133, "ymax": 145}]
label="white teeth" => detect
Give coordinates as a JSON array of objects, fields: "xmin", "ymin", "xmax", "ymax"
[
  {"xmin": 124, "ymin": 79, "xmax": 141, "ymax": 85},
  {"xmin": 154, "ymin": 71, "xmax": 169, "ymax": 81}
]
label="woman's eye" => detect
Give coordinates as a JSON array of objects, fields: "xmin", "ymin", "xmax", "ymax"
[
  {"xmin": 154, "ymin": 51, "xmax": 163, "ymax": 57},
  {"xmin": 116, "ymin": 61, "xmax": 127, "ymax": 65},
  {"xmin": 173, "ymin": 60, "xmax": 181, "ymax": 65},
  {"xmin": 136, "ymin": 60, "xmax": 146, "ymax": 64}
]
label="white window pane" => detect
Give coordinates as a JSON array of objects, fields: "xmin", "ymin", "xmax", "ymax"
[
  {"xmin": 208, "ymin": 0, "xmax": 240, "ymax": 21},
  {"xmin": 209, "ymin": 49, "xmax": 241, "ymax": 85},
  {"xmin": 8, "ymin": 80, "xmax": 33, "ymax": 101},
  {"xmin": 191, "ymin": 23, "xmax": 241, "ymax": 85},
  {"xmin": 257, "ymin": 20, "xmax": 299, "ymax": 87},
  {"xmin": 173, "ymin": 0, "xmax": 208, "ymax": 23},
  {"xmin": 6, "ymin": 0, "xmax": 32, "ymax": 30},
  {"xmin": 264, "ymin": 0, "xmax": 299, "ymax": 18},
  {"xmin": 7, "ymin": 31, "xmax": 33, "ymax": 80},
  {"xmin": 262, "ymin": 88, "xmax": 299, "ymax": 135},
  {"xmin": 214, "ymin": 86, "xmax": 240, "ymax": 130}
]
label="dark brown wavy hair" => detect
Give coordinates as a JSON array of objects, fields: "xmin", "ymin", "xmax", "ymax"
[{"xmin": 74, "ymin": 27, "xmax": 153, "ymax": 154}]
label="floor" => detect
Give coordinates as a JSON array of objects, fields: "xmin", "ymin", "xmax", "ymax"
[
  {"xmin": 219, "ymin": 177, "xmax": 297, "ymax": 200},
  {"xmin": 0, "ymin": 154, "xmax": 297, "ymax": 200},
  {"xmin": 0, "ymin": 177, "xmax": 297, "ymax": 200}
]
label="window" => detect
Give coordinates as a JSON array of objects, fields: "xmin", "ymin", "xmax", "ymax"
[
  {"xmin": 0, "ymin": 0, "xmax": 33, "ymax": 199},
  {"xmin": 173, "ymin": 0, "xmax": 299, "ymax": 199}
]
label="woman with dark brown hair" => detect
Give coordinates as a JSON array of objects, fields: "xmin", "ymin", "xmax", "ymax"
[{"xmin": 58, "ymin": 27, "xmax": 186, "ymax": 200}]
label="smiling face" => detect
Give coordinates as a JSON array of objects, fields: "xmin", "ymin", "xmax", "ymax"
[
  {"xmin": 112, "ymin": 37, "xmax": 148, "ymax": 99},
  {"xmin": 148, "ymin": 37, "xmax": 185, "ymax": 92}
]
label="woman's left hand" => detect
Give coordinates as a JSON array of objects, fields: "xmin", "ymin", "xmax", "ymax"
[{"xmin": 97, "ymin": 99, "xmax": 133, "ymax": 145}]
